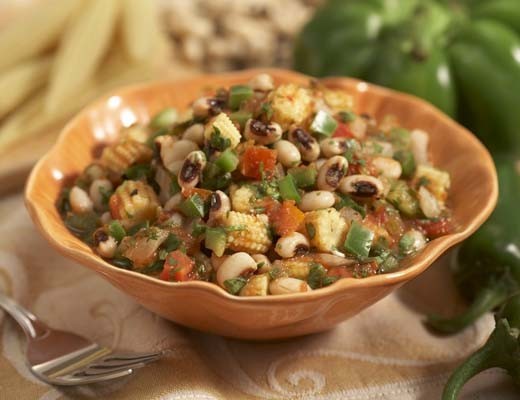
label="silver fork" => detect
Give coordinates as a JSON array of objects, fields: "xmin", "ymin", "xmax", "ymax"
[{"xmin": 0, "ymin": 291, "xmax": 167, "ymax": 385}]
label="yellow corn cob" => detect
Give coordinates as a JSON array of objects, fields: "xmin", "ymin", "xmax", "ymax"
[
  {"xmin": 100, "ymin": 139, "xmax": 152, "ymax": 177},
  {"xmin": 275, "ymin": 258, "xmax": 311, "ymax": 280},
  {"xmin": 414, "ymin": 165, "xmax": 451, "ymax": 203},
  {"xmin": 109, "ymin": 180, "xmax": 159, "ymax": 228},
  {"xmin": 204, "ymin": 112, "xmax": 241, "ymax": 148},
  {"xmin": 239, "ymin": 274, "xmax": 269, "ymax": 296},
  {"xmin": 230, "ymin": 185, "xmax": 256, "ymax": 213},
  {"xmin": 304, "ymin": 208, "xmax": 348, "ymax": 253},
  {"xmin": 224, "ymin": 212, "xmax": 272, "ymax": 253},
  {"xmin": 268, "ymin": 84, "xmax": 312, "ymax": 129},
  {"xmin": 322, "ymin": 89, "xmax": 354, "ymax": 112}
]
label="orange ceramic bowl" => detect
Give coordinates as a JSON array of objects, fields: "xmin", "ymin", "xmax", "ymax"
[{"xmin": 25, "ymin": 69, "xmax": 497, "ymax": 340}]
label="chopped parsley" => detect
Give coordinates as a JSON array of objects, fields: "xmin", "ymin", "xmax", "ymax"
[
  {"xmin": 260, "ymin": 102, "xmax": 273, "ymax": 119},
  {"xmin": 224, "ymin": 277, "xmax": 247, "ymax": 295},
  {"xmin": 207, "ymin": 127, "xmax": 231, "ymax": 152},
  {"xmin": 307, "ymin": 263, "xmax": 337, "ymax": 289}
]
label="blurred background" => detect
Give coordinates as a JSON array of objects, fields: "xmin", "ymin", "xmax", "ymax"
[{"xmin": 0, "ymin": 0, "xmax": 323, "ymax": 193}]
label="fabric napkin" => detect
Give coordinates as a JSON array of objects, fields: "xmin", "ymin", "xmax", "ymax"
[{"xmin": 0, "ymin": 194, "xmax": 517, "ymax": 400}]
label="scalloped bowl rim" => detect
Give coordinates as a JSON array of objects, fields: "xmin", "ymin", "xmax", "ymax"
[{"xmin": 25, "ymin": 68, "xmax": 498, "ymax": 305}]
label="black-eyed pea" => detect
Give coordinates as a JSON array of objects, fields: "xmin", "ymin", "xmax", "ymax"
[
  {"xmin": 182, "ymin": 123, "xmax": 205, "ymax": 145},
  {"xmin": 274, "ymin": 140, "xmax": 301, "ymax": 168},
  {"xmin": 100, "ymin": 211, "xmax": 111, "ymax": 225},
  {"xmin": 93, "ymin": 228, "xmax": 117, "ymax": 258},
  {"xmin": 269, "ymin": 277, "xmax": 311, "ymax": 295},
  {"xmin": 208, "ymin": 190, "xmax": 231, "ymax": 223},
  {"xmin": 216, "ymin": 252, "xmax": 257, "ymax": 287},
  {"xmin": 211, "ymin": 253, "xmax": 228, "ymax": 272},
  {"xmin": 288, "ymin": 128, "xmax": 320, "ymax": 162},
  {"xmin": 299, "ymin": 191, "xmax": 335, "ymax": 212},
  {"xmin": 160, "ymin": 137, "xmax": 199, "ymax": 173},
  {"xmin": 192, "ymin": 96, "xmax": 223, "ymax": 118},
  {"xmin": 244, "ymin": 119, "xmax": 282, "ymax": 145},
  {"xmin": 178, "ymin": 150, "xmax": 206, "ymax": 189},
  {"xmin": 339, "ymin": 175, "xmax": 384, "ymax": 198},
  {"xmin": 252, "ymin": 254, "xmax": 272, "ymax": 273},
  {"xmin": 417, "ymin": 186, "xmax": 441, "ymax": 218},
  {"xmin": 275, "ymin": 232, "xmax": 310, "ymax": 258},
  {"xmin": 89, "ymin": 179, "xmax": 113, "ymax": 211},
  {"xmin": 410, "ymin": 129, "xmax": 429, "ymax": 165},
  {"xmin": 69, "ymin": 186, "xmax": 93, "ymax": 214},
  {"xmin": 320, "ymin": 138, "xmax": 347, "ymax": 158},
  {"xmin": 371, "ymin": 156, "xmax": 402, "ymax": 179},
  {"xmin": 317, "ymin": 156, "xmax": 348, "ymax": 191},
  {"xmin": 193, "ymin": 97, "xmax": 211, "ymax": 117}
]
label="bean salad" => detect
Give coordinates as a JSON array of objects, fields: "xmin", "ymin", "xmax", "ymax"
[{"xmin": 59, "ymin": 74, "xmax": 453, "ymax": 296}]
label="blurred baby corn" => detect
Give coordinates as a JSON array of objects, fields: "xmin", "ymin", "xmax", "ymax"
[{"xmin": 0, "ymin": 0, "xmax": 170, "ymax": 153}]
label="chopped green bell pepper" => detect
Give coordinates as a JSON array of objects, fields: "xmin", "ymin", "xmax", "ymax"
[
  {"xmin": 229, "ymin": 85, "xmax": 253, "ymax": 110},
  {"xmin": 205, "ymin": 227, "xmax": 227, "ymax": 257},
  {"xmin": 179, "ymin": 194, "xmax": 205, "ymax": 218},
  {"xmin": 344, "ymin": 222, "xmax": 374, "ymax": 258},
  {"xmin": 278, "ymin": 175, "xmax": 301, "ymax": 203},
  {"xmin": 288, "ymin": 166, "xmax": 317, "ymax": 188},
  {"xmin": 215, "ymin": 149, "xmax": 239, "ymax": 172},
  {"xmin": 150, "ymin": 108, "xmax": 177, "ymax": 130},
  {"xmin": 310, "ymin": 110, "xmax": 338, "ymax": 137}
]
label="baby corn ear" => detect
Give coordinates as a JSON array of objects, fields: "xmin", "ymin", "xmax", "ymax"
[
  {"xmin": 204, "ymin": 112, "xmax": 241, "ymax": 148},
  {"xmin": 100, "ymin": 140, "xmax": 152, "ymax": 178},
  {"xmin": 224, "ymin": 212, "xmax": 272, "ymax": 254},
  {"xmin": 239, "ymin": 274, "xmax": 270, "ymax": 297}
]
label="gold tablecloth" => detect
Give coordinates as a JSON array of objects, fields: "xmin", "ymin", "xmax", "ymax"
[{"xmin": 0, "ymin": 194, "xmax": 517, "ymax": 399}]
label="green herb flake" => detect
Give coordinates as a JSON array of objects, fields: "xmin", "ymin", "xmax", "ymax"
[
  {"xmin": 306, "ymin": 223, "xmax": 316, "ymax": 239},
  {"xmin": 97, "ymin": 186, "xmax": 111, "ymax": 206},
  {"xmin": 224, "ymin": 277, "xmax": 247, "ymax": 295},
  {"xmin": 268, "ymin": 267, "xmax": 282, "ymax": 280},
  {"xmin": 307, "ymin": 263, "xmax": 328, "ymax": 289},
  {"xmin": 260, "ymin": 102, "xmax": 273, "ymax": 119},
  {"xmin": 163, "ymin": 233, "xmax": 181, "ymax": 252},
  {"xmin": 141, "ymin": 259, "xmax": 165, "ymax": 275}
]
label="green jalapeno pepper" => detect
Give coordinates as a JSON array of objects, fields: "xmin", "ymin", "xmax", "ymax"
[{"xmin": 427, "ymin": 155, "xmax": 520, "ymax": 333}]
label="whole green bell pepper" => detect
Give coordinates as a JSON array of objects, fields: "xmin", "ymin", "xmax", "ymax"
[
  {"xmin": 442, "ymin": 294, "xmax": 520, "ymax": 400},
  {"xmin": 427, "ymin": 154, "xmax": 520, "ymax": 333},
  {"xmin": 294, "ymin": 0, "xmax": 520, "ymax": 154}
]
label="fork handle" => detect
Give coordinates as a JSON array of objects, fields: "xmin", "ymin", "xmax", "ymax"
[{"xmin": 0, "ymin": 292, "xmax": 48, "ymax": 339}]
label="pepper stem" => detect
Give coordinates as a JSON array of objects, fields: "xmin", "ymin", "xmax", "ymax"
[
  {"xmin": 442, "ymin": 318, "xmax": 517, "ymax": 400},
  {"xmin": 427, "ymin": 286, "xmax": 509, "ymax": 333},
  {"xmin": 442, "ymin": 339, "xmax": 495, "ymax": 400}
]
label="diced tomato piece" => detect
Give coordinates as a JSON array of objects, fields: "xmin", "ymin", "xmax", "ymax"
[
  {"xmin": 182, "ymin": 187, "xmax": 212, "ymax": 200},
  {"xmin": 333, "ymin": 122, "xmax": 354, "ymax": 138},
  {"xmin": 240, "ymin": 146, "xmax": 277, "ymax": 179},
  {"xmin": 160, "ymin": 250, "xmax": 195, "ymax": 282},
  {"xmin": 415, "ymin": 218, "xmax": 454, "ymax": 239},
  {"xmin": 262, "ymin": 197, "xmax": 281, "ymax": 217},
  {"xmin": 266, "ymin": 200, "xmax": 305, "ymax": 236},
  {"xmin": 327, "ymin": 266, "xmax": 353, "ymax": 279}
]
